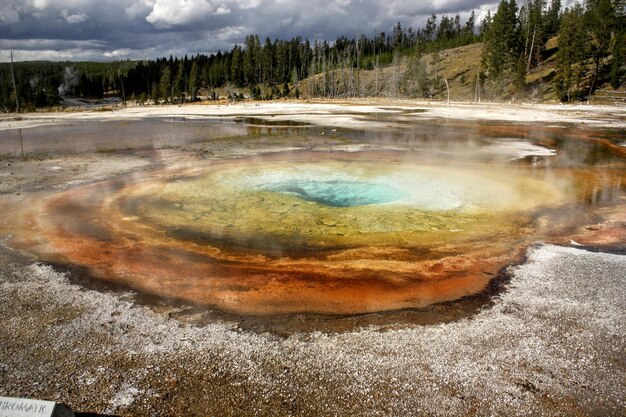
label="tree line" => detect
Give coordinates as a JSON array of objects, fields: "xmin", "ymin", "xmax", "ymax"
[
  {"xmin": 555, "ymin": 0, "xmax": 625, "ymax": 100},
  {"xmin": 1, "ymin": 0, "xmax": 624, "ymax": 111},
  {"xmin": 481, "ymin": 0, "xmax": 625, "ymax": 101},
  {"xmin": 0, "ymin": 11, "xmax": 479, "ymax": 111}
]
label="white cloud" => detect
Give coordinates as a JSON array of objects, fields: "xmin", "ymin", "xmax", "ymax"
[
  {"xmin": 234, "ymin": 0, "xmax": 262, "ymax": 9},
  {"xmin": 0, "ymin": 38, "xmax": 104, "ymax": 49},
  {"xmin": 216, "ymin": 4, "xmax": 231, "ymax": 14},
  {"xmin": 30, "ymin": 0, "xmax": 50, "ymax": 9},
  {"xmin": 334, "ymin": 0, "xmax": 352, "ymax": 7},
  {"xmin": 60, "ymin": 8, "xmax": 89, "ymax": 24},
  {"xmin": 391, "ymin": 0, "xmax": 439, "ymax": 16},
  {"xmin": 0, "ymin": 48, "xmax": 101, "ymax": 62},
  {"xmin": 103, "ymin": 48, "xmax": 135, "ymax": 58},
  {"xmin": 1, "ymin": 0, "xmax": 505, "ymax": 62},
  {"xmin": 212, "ymin": 25, "xmax": 246, "ymax": 41},
  {"xmin": 146, "ymin": 0, "xmax": 216, "ymax": 27},
  {"xmin": 126, "ymin": 0, "xmax": 154, "ymax": 19}
]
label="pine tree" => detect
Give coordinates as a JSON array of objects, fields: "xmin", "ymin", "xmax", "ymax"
[
  {"xmin": 585, "ymin": 0, "xmax": 617, "ymax": 95},
  {"xmin": 174, "ymin": 60, "xmax": 185, "ymax": 102},
  {"xmin": 189, "ymin": 61, "xmax": 199, "ymax": 100},
  {"xmin": 159, "ymin": 66, "xmax": 171, "ymax": 103},
  {"xmin": 231, "ymin": 46, "xmax": 244, "ymax": 86},
  {"xmin": 555, "ymin": 3, "xmax": 586, "ymax": 101},
  {"xmin": 437, "ymin": 15, "xmax": 453, "ymax": 41},
  {"xmin": 609, "ymin": 0, "xmax": 626, "ymax": 89},
  {"xmin": 543, "ymin": 0, "xmax": 562, "ymax": 39},
  {"xmin": 609, "ymin": 31, "xmax": 625, "ymax": 88},
  {"xmin": 454, "ymin": 15, "xmax": 462, "ymax": 37},
  {"xmin": 243, "ymin": 36, "xmax": 256, "ymax": 85},
  {"xmin": 463, "ymin": 11, "xmax": 476, "ymax": 37},
  {"xmin": 481, "ymin": 0, "xmax": 524, "ymax": 89},
  {"xmin": 393, "ymin": 22, "xmax": 405, "ymax": 50},
  {"xmin": 262, "ymin": 37, "xmax": 274, "ymax": 84},
  {"xmin": 522, "ymin": 0, "xmax": 546, "ymax": 72}
]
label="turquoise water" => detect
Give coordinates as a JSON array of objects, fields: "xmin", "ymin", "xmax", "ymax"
[{"xmin": 268, "ymin": 180, "xmax": 408, "ymax": 207}]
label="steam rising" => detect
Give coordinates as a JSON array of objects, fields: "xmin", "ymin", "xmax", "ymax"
[
  {"xmin": 29, "ymin": 76, "xmax": 40, "ymax": 90},
  {"xmin": 58, "ymin": 66, "xmax": 79, "ymax": 96}
]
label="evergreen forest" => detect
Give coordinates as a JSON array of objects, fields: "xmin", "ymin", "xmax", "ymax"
[{"xmin": 0, "ymin": 0, "xmax": 624, "ymax": 111}]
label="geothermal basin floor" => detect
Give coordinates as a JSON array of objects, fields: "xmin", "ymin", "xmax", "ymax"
[{"xmin": 0, "ymin": 102, "xmax": 625, "ymax": 416}]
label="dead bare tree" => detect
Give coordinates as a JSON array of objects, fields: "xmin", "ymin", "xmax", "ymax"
[
  {"xmin": 375, "ymin": 52, "xmax": 379, "ymax": 97},
  {"xmin": 10, "ymin": 51, "xmax": 19, "ymax": 113},
  {"xmin": 355, "ymin": 34, "xmax": 360, "ymax": 97},
  {"xmin": 474, "ymin": 72, "xmax": 481, "ymax": 103},
  {"xmin": 526, "ymin": 21, "xmax": 537, "ymax": 73}
]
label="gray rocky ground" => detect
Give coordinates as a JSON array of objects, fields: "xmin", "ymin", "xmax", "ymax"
[{"xmin": 0, "ymin": 241, "xmax": 624, "ymax": 416}]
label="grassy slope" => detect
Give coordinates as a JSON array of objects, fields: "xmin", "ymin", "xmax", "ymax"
[
  {"xmin": 292, "ymin": 42, "xmax": 562, "ymax": 102},
  {"xmin": 424, "ymin": 43, "xmax": 485, "ymax": 102},
  {"xmin": 293, "ymin": 39, "xmax": 622, "ymax": 103}
]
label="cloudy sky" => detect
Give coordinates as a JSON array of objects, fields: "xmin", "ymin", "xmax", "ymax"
[{"xmin": 1, "ymin": 0, "xmax": 501, "ymax": 62}]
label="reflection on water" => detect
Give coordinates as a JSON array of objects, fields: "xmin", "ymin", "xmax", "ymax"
[
  {"xmin": 1, "ymin": 115, "xmax": 624, "ymax": 164},
  {"xmin": 1, "ymin": 114, "xmax": 625, "ymax": 319},
  {"xmin": 237, "ymin": 117, "xmax": 312, "ymax": 127},
  {"xmin": 0, "ymin": 119, "xmax": 247, "ymax": 156}
]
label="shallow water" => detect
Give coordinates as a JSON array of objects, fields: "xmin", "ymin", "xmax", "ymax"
[
  {"xmin": 265, "ymin": 179, "xmax": 408, "ymax": 207},
  {"xmin": 0, "ymin": 119, "xmax": 246, "ymax": 156},
  {"xmin": 1, "ymin": 113, "xmax": 625, "ymax": 319}
]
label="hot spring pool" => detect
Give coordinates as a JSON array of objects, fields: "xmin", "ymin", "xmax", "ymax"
[{"xmin": 3, "ymin": 118, "xmax": 625, "ymax": 317}]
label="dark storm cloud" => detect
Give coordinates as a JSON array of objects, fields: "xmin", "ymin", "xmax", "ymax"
[{"xmin": 1, "ymin": 0, "xmax": 499, "ymax": 62}]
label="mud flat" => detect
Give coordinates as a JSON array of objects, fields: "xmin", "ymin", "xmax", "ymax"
[{"xmin": 0, "ymin": 101, "xmax": 625, "ymax": 416}]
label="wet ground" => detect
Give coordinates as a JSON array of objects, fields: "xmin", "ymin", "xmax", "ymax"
[{"xmin": 0, "ymin": 102, "xmax": 624, "ymax": 415}]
